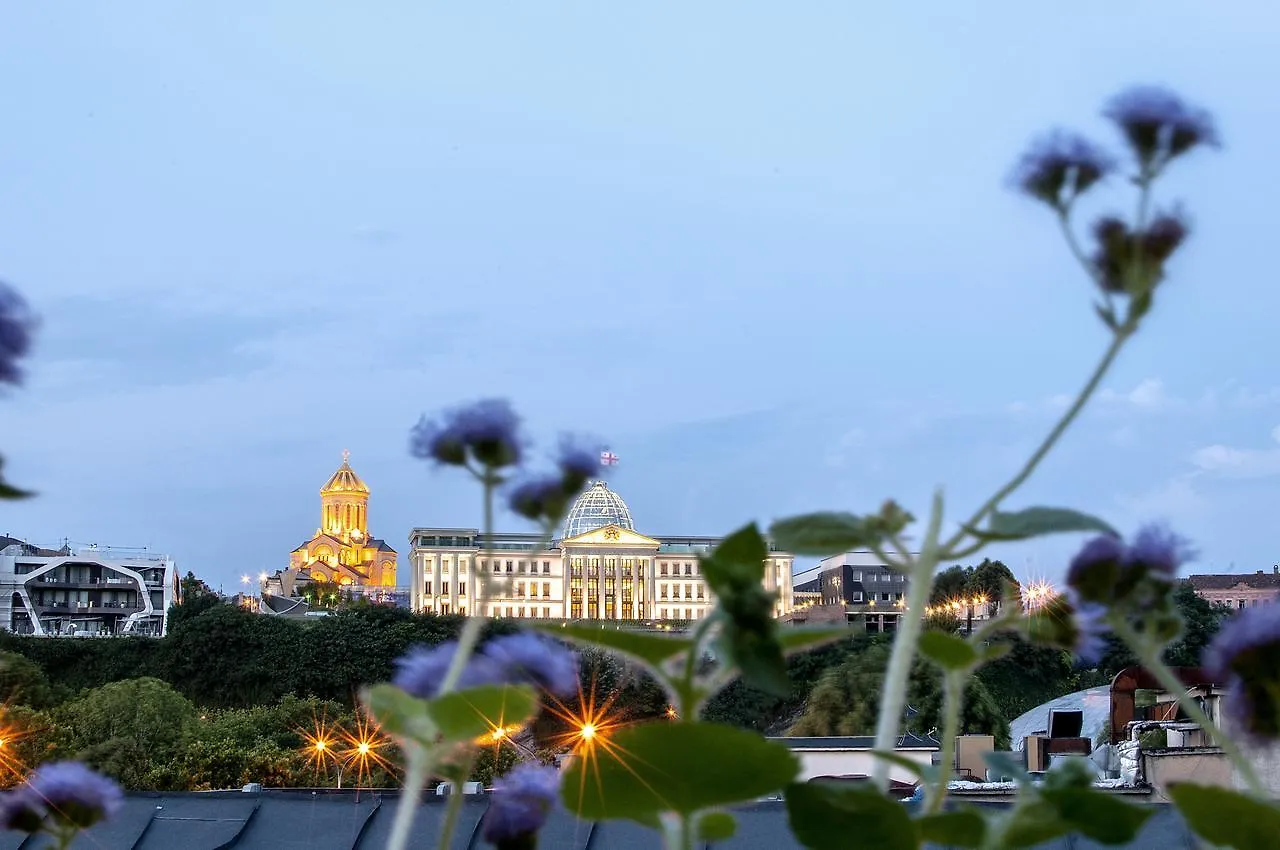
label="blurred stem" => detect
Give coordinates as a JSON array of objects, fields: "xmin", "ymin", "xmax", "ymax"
[
  {"xmin": 437, "ymin": 759, "xmax": 474, "ymax": 850},
  {"xmin": 871, "ymin": 489, "xmax": 944, "ymax": 792},
  {"xmin": 1114, "ymin": 621, "xmax": 1266, "ymax": 798},
  {"xmin": 440, "ymin": 474, "xmax": 497, "ymax": 694},
  {"xmin": 942, "ymin": 325, "xmax": 1132, "ymax": 556},
  {"xmin": 927, "ymin": 670, "xmax": 966, "ymax": 814},
  {"xmin": 1057, "ymin": 209, "xmax": 1104, "ymax": 289},
  {"xmin": 681, "ymin": 614, "xmax": 718, "ymax": 717},
  {"xmin": 387, "ymin": 745, "xmax": 428, "ymax": 850},
  {"xmin": 659, "ymin": 813, "xmax": 694, "ymax": 850}
]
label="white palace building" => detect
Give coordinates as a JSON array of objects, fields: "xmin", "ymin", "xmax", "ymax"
[{"xmin": 409, "ymin": 482, "xmax": 795, "ymax": 622}]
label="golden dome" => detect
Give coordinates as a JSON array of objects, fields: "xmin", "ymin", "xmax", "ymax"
[{"xmin": 321, "ymin": 450, "xmax": 370, "ymax": 494}]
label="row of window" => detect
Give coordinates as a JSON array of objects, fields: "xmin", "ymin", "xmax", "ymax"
[{"xmin": 659, "ymin": 582, "xmax": 705, "ymax": 600}]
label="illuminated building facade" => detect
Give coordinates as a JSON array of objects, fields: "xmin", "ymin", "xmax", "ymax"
[
  {"xmin": 287, "ymin": 452, "xmax": 397, "ymax": 587},
  {"xmin": 789, "ymin": 553, "xmax": 911, "ymax": 633},
  {"xmin": 0, "ymin": 537, "xmax": 178, "ymax": 637},
  {"xmin": 409, "ymin": 481, "xmax": 794, "ymax": 621}
]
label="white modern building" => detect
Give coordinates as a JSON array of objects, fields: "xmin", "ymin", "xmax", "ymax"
[
  {"xmin": 0, "ymin": 537, "xmax": 179, "ymax": 637},
  {"xmin": 409, "ymin": 481, "xmax": 795, "ymax": 621}
]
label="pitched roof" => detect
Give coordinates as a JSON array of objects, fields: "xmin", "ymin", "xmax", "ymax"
[
  {"xmin": 49, "ymin": 791, "xmax": 1205, "ymax": 849},
  {"xmin": 1188, "ymin": 572, "xmax": 1280, "ymax": 591}
]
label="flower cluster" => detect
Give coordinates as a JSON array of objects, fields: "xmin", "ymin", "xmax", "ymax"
[
  {"xmin": 1011, "ymin": 130, "xmax": 1114, "ymax": 210},
  {"xmin": 1205, "ymin": 605, "xmax": 1280, "ymax": 741},
  {"xmin": 411, "ymin": 399, "xmax": 524, "ymax": 470},
  {"xmin": 507, "ymin": 440, "xmax": 602, "ymax": 527},
  {"xmin": 482, "ymin": 763, "xmax": 561, "ymax": 848},
  {"xmin": 393, "ymin": 633, "xmax": 579, "ymax": 700},
  {"xmin": 1103, "ymin": 86, "xmax": 1219, "ymax": 171},
  {"xmin": 0, "ymin": 762, "xmax": 123, "ymax": 838},
  {"xmin": 0, "ymin": 282, "xmax": 35, "ymax": 387},
  {"xmin": 1060, "ymin": 524, "xmax": 1192, "ymax": 661}
]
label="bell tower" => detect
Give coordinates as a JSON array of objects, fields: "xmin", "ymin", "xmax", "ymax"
[{"xmin": 319, "ymin": 449, "xmax": 370, "ymax": 543}]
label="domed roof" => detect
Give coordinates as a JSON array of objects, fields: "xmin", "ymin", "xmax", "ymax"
[
  {"xmin": 562, "ymin": 481, "xmax": 635, "ymax": 538},
  {"xmin": 321, "ymin": 451, "xmax": 369, "ymax": 494}
]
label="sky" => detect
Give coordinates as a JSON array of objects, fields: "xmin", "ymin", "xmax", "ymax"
[{"xmin": 3, "ymin": 3, "xmax": 1280, "ymax": 592}]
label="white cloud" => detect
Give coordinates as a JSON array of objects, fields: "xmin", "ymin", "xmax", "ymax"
[
  {"xmin": 1191, "ymin": 426, "xmax": 1280, "ymax": 479},
  {"xmin": 1115, "ymin": 474, "xmax": 1210, "ymax": 523}
]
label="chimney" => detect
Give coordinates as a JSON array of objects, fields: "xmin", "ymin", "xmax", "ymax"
[{"xmin": 1274, "ymin": 565, "xmax": 1279, "ymax": 575}]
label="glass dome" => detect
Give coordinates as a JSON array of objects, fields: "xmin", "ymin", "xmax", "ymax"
[{"xmin": 562, "ymin": 481, "xmax": 635, "ymax": 538}]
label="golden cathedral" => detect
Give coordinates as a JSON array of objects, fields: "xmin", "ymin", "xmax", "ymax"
[{"xmin": 287, "ymin": 451, "xmax": 397, "ymax": 586}]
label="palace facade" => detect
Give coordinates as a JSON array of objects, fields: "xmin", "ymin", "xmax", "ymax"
[
  {"xmin": 409, "ymin": 481, "xmax": 795, "ymax": 621},
  {"xmin": 285, "ymin": 452, "xmax": 397, "ymax": 587}
]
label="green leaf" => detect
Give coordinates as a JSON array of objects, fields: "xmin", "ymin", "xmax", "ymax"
[
  {"xmin": 778, "ymin": 626, "xmax": 852, "ymax": 655},
  {"xmin": 998, "ymin": 798, "xmax": 1072, "ymax": 849},
  {"xmin": 362, "ymin": 684, "xmax": 439, "ymax": 745},
  {"xmin": 719, "ymin": 612, "xmax": 789, "ymax": 698},
  {"xmin": 969, "ymin": 506, "xmax": 1117, "ymax": 542},
  {"xmin": 983, "ymin": 750, "xmax": 1028, "ymax": 782},
  {"xmin": 538, "ymin": 623, "xmax": 692, "ymax": 668},
  {"xmin": 866, "ymin": 750, "xmax": 939, "ymax": 784},
  {"xmin": 769, "ymin": 512, "xmax": 880, "ymax": 556},
  {"xmin": 977, "ymin": 642, "xmax": 1012, "ymax": 664},
  {"xmin": 918, "ymin": 631, "xmax": 979, "ymax": 671},
  {"xmin": 561, "ymin": 722, "xmax": 798, "ymax": 822},
  {"xmin": 362, "ymin": 683, "xmax": 539, "ymax": 748},
  {"xmin": 785, "ymin": 782, "xmax": 917, "ymax": 850},
  {"xmin": 916, "ymin": 809, "xmax": 987, "ymax": 848},
  {"xmin": 426, "ymin": 684, "xmax": 539, "ymax": 742},
  {"xmin": 1041, "ymin": 786, "xmax": 1153, "ymax": 844},
  {"xmin": 701, "ymin": 523, "xmax": 768, "ymax": 589},
  {"xmin": 696, "ymin": 811, "xmax": 737, "ymax": 842},
  {"xmin": 1169, "ymin": 784, "xmax": 1280, "ymax": 850}
]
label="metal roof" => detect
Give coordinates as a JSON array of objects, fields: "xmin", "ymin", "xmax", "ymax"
[{"xmin": 36, "ymin": 791, "xmax": 1201, "ymax": 849}]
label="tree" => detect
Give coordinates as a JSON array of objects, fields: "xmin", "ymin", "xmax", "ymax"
[
  {"xmin": 1093, "ymin": 580, "xmax": 1231, "ymax": 678},
  {"xmin": 911, "ymin": 661, "xmax": 1012, "ymax": 749},
  {"xmin": 0, "ymin": 650, "xmax": 56, "ymax": 708},
  {"xmin": 57, "ymin": 677, "xmax": 199, "ymax": 789},
  {"xmin": 931, "ymin": 566, "xmax": 969, "ymax": 606},
  {"xmin": 967, "ymin": 559, "xmax": 1019, "ymax": 616}
]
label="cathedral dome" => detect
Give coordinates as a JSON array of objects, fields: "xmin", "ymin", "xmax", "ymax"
[
  {"xmin": 562, "ymin": 481, "xmax": 635, "ymax": 538},
  {"xmin": 321, "ymin": 451, "xmax": 369, "ymax": 494}
]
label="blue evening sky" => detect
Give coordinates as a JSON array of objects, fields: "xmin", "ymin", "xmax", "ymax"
[{"xmin": 3, "ymin": 3, "xmax": 1278, "ymax": 591}]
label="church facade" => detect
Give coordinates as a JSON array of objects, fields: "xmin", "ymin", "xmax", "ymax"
[
  {"xmin": 408, "ymin": 481, "xmax": 794, "ymax": 621},
  {"xmin": 286, "ymin": 452, "xmax": 397, "ymax": 587}
]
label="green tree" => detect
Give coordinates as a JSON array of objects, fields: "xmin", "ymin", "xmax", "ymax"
[
  {"xmin": 0, "ymin": 650, "xmax": 57, "ymax": 708},
  {"xmin": 967, "ymin": 558, "xmax": 1019, "ymax": 616},
  {"xmin": 911, "ymin": 661, "xmax": 1012, "ymax": 749},
  {"xmin": 58, "ymin": 677, "xmax": 199, "ymax": 789},
  {"xmin": 975, "ymin": 636, "xmax": 1078, "ymax": 722},
  {"xmin": 931, "ymin": 566, "xmax": 969, "ymax": 606}
]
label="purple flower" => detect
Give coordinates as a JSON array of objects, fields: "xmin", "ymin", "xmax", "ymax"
[
  {"xmin": 482, "ymin": 764, "xmax": 561, "ymax": 845},
  {"xmin": 410, "ymin": 399, "xmax": 523, "ymax": 469},
  {"xmin": 0, "ymin": 788, "xmax": 45, "ymax": 833},
  {"xmin": 1011, "ymin": 130, "xmax": 1114, "ymax": 208},
  {"xmin": 1066, "ymin": 534, "xmax": 1126, "ymax": 604},
  {"xmin": 1127, "ymin": 524, "xmax": 1192, "ymax": 582},
  {"xmin": 392, "ymin": 642, "xmax": 509, "ymax": 699},
  {"xmin": 0, "ymin": 283, "xmax": 35, "ymax": 387},
  {"xmin": 507, "ymin": 476, "xmax": 570, "ymax": 524},
  {"xmin": 483, "ymin": 633, "xmax": 579, "ymax": 698},
  {"xmin": 1103, "ymin": 86, "xmax": 1219, "ymax": 167},
  {"xmin": 1066, "ymin": 524, "xmax": 1192, "ymax": 605},
  {"xmin": 555, "ymin": 440, "xmax": 601, "ymax": 494},
  {"xmin": 1071, "ymin": 600, "xmax": 1111, "ymax": 665},
  {"xmin": 1090, "ymin": 211, "xmax": 1192, "ymax": 295},
  {"xmin": 1205, "ymin": 605, "xmax": 1280, "ymax": 740},
  {"xmin": 23, "ymin": 761, "xmax": 123, "ymax": 829}
]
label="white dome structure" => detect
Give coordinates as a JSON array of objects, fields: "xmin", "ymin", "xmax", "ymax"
[{"xmin": 561, "ymin": 481, "xmax": 635, "ymax": 538}]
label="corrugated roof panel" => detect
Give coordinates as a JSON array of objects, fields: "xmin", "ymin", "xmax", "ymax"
[{"xmin": 129, "ymin": 795, "xmax": 257, "ymax": 850}]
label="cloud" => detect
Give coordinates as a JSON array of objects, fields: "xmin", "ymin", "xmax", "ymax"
[
  {"xmin": 1115, "ymin": 474, "xmax": 1210, "ymax": 523},
  {"xmin": 1191, "ymin": 428, "xmax": 1280, "ymax": 479}
]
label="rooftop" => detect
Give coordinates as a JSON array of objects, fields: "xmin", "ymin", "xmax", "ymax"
[
  {"xmin": 1187, "ymin": 571, "xmax": 1280, "ymax": 591},
  {"xmin": 39, "ymin": 791, "xmax": 1207, "ymax": 849}
]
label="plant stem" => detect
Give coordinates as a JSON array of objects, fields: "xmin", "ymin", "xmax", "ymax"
[
  {"xmin": 437, "ymin": 763, "xmax": 470, "ymax": 850},
  {"xmin": 1114, "ymin": 621, "xmax": 1267, "ymax": 797},
  {"xmin": 387, "ymin": 745, "xmax": 428, "ymax": 850},
  {"xmin": 927, "ymin": 670, "xmax": 966, "ymax": 814},
  {"xmin": 659, "ymin": 813, "xmax": 694, "ymax": 850},
  {"xmin": 872, "ymin": 489, "xmax": 945, "ymax": 791},
  {"xmin": 942, "ymin": 326, "xmax": 1132, "ymax": 556}
]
